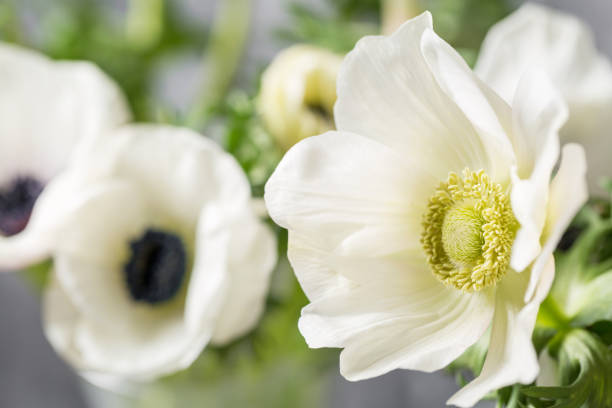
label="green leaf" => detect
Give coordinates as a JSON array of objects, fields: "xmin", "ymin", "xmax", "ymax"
[
  {"xmin": 276, "ymin": 2, "xmax": 378, "ymax": 53},
  {"xmin": 448, "ymin": 328, "xmax": 489, "ymax": 383},
  {"xmin": 19, "ymin": 260, "xmax": 52, "ymax": 294},
  {"xmin": 421, "ymin": 0, "xmax": 513, "ymax": 66},
  {"xmin": 522, "ymin": 330, "xmax": 612, "ymax": 408},
  {"xmin": 545, "ymin": 202, "xmax": 612, "ymax": 328},
  {"xmin": 213, "ymin": 91, "xmax": 284, "ymax": 197}
]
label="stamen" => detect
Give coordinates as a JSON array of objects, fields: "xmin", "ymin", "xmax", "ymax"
[
  {"xmin": 421, "ymin": 169, "xmax": 518, "ymax": 292},
  {"xmin": 0, "ymin": 176, "xmax": 44, "ymax": 236},
  {"xmin": 124, "ymin": 229, "xmax": 187, "ymax": 304}
]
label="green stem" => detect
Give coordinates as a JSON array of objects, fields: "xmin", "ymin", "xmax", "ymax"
[
  {"xmin": 186, "ymin": 0, "xmax": 251, "ymax": 130},
  {"xmin": 19, "ymin": 260, "xmax": 52, "ymax": 295},
  {"xmin": 125, "ymin": 0, "xmax": 165, "ymax": 50},
  {"xmin": 0, "ymin": 1, "xmax": 23, "ymax": 43},
  {"xmin": 380, "ymin": 0, "xmax": 421, "ymax": 34},
  {"xmin": 537, "ymin": 297, "xmax": 570, "ymax": 331}
]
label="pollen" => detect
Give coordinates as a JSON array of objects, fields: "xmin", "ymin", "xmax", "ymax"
[{"xmin": 421, "ymin": 169, "xmax": 518, "ymax": 292}]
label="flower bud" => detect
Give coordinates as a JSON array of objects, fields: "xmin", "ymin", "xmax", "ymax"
[{"xmin": 258, "ymin": 45, "xmax": 343, "ymax": 150}]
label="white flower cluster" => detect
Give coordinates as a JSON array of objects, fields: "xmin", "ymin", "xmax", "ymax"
[
  {"xmin": 0, "ymin": 44, "xmax": 276, "ymax": 387},
  {"xmin": 264, "ymin": 4, "xmax": 611, "ymax": 407},
  {"xmin": 1, "ymin": 2, "xmax": 611, "ymax": 406}
]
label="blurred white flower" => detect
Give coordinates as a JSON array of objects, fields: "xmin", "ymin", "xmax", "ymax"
[
  {"xmin": 258, "ymin": 44, "xmax": 343, "ymax": 150},
  {"xmin": 43, "ymin": 125, "xmax": 277, "ymax": 388},
  {"xmin": 0, "ymin": 43, "xmax": 130, "ymax": 270},
  {"xmin": 265, "ymin": 12, "xmax": 587, "ymax": 407},
  {"xmin": 476, "ymin": 3, "xmax": 612, "ymax": 195}
]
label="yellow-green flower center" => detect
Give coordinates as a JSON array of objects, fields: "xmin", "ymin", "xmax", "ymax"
[
  {"xmin": 421, "ymin": 169, "xmax": 518, "ymax": 292},
  {"xmin": 442, "ymin": 204, "xmax": 485, "ymax": 265}
]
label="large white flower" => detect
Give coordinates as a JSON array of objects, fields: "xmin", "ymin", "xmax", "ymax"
[
  {"xmin": 264, "ymin": 12, "xmax": 587, "ymax": 407},
  {"xmin": 0, "ymin": 43, "xmax": 130, "ymax": 270},
  {"xmin": 43, "ymin": 125, "xmax": 277, "ymax": 387},
  {"xmin": 476, "ymin": 3, "xmax": 612, "ymax": 195}
]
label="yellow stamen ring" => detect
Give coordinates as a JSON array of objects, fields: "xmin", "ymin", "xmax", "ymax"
[{"xmin": 421, "ymin": 169, "xmax": 518, "ymax": 292}]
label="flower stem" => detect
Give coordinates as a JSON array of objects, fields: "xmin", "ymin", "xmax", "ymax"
[
  {"xmin": 537, "ymin": 297, "xmax": 570, "ymax": 330},
  {"xmin": 186, "ymin": 0, "xmax": 251, "ymax": 130},
  {"xmin": 125, "ymin": 0, "xmax": 165, "ymax": 51},
  {"xmin": 380, "ymin": 0, "xmax": 421, "ymax": 34},
  {"xmin": 506, "ymin": 385, "xmax": 521, "ymax": 408}
]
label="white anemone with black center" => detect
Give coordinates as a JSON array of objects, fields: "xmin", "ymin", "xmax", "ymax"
[
  {"xmin": 0, "ymin": 43, "xmax": 130, "ymax": 270},
  {"xmin": 43, "ymin": 125, "xmax": 277, "ymax": 388},
  {"xmin": 264, "ymin": 12, "xmax": 588, "ymax": 407},
  {"xmin": 476, "ymin": 3, "xmax": 612, "ymax": 196}
]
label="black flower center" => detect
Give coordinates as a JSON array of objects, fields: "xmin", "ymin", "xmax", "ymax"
[
  {"xmin": 124, "ymin": 229, "xmax": 187, "ymax": 304},
  {"xmin": 0, "ymin": 176, "xmax": 45, "ymax": 236},
  {"xmin": 307, "ymin": 102, "xmax": 331, "ymax": 119}
]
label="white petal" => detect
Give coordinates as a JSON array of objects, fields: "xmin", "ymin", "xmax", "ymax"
[
  {"xmin": 43, "ymin": 124, "xmax": 274, "ymax": 383},
  {"xmin": 44, "ymin": 274, "xmax": 207, "ymax": 383},
  {"xmin": 265, "ymin": 131, "xmax": 434, "ymax": 258},
  {"xmin": 509, "ymin": 70, "xmax": 567, "ymax": 272},
  {"xmin": 47, "ymin": 185, "xmax": 224, "ymax": 382},
  {"xmin": 0, "ymin": 43, "xmax": 129, "ymax": 183},
  {"xmin": 0, "ymin": 43, "xmax": 130, "ymax": 270},
  {"xmin": 104, "ymin": 125, "xmax": 252, "ymax": 231},
  {"xmin": 334, "ymin": 12, "xmax": 490, "ymax": 179},
  {"xmin": 336, "ymin": 289, "xmax": 493, "ymax": 380},
  {"xmin": 420, "ymin": 27, "xmax": 515, "ymax": 183},
  {"xmin": 0, "ymin": 173, "xmax": 124, "ymax": 271},
  {"xmin": 210, "ymin": 214, "xmax": 277, "ymax": 344},
  {"xmin": 74, "ymin": 315, "xmax": 210, "ymax": 381},
  {"xmin": 290, "ymin": 233, "xmax": 495, "ymax": 379},
  {"xmin": 52, "ymin": 182, "xmax": 153, "ymax": 327},
  {"xmin": 536, "ymin": 348, "xmax": 559, "ymax": 387},
  {"xmin": 448, "ymin": 258, "xmax": 555, "ymax": 407},
  {"xmin": 525, "ymin": 144, "xmax": 587, "ymax": 301},
  {"xmin": 292, "ymin": 233, "xmax": 439, "ymax": 305},
  {"xmin": 286, "ymin": 232, "xmax": 355, "ymax": 301},
  {"xmin": 476, "ymin": 4, "xmax": 611, "ymax": 105},
  {"xmin": 476, "ymin": 3, "xmax": 612, "ymax": 195},
  {"xmin": 43, "ymin": 275, "xmax": 81, "ymax": 364}
]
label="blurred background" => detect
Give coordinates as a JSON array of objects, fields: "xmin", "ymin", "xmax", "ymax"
[{"xmin": 0, "ymin": 0, "xmax": 610, "ymax": 407}]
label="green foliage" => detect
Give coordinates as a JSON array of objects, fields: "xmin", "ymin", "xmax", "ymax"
[
  {"xmin": 0, "ymin": 0, "xmax": 208, "ymax": 122},
  {"xmin": 19, "ymin": 260, "xmax": 52, "ymax": 294},
  {"xmin": 329, "ymin": 0, "xmax": 381, "ymax": 19},
  {"xmin": 422, "ymin": 0, "xmax": 512, "ymax": 53},
  {"xmin": 279, "ymin": 0, "xmax": 513, "ymax": 67},
  {"xmin": 451, "ymin": 197, "xmax": 612, "ymax": 406},
  {"xmin": 544, "ymin": 201, "xmax": 612, "ymax": 329},
  {"xmin": 448, "ymin": 329, "xmax": 489, "ymax": 386},
  {"xmin": 513, "ymin": 196, "xmax": 612, "ymax": 408},
  {"xmin": 522, "ymin": 330, "xmax": 612, "ymax": 408},
  {"xmin": 217, "ymin": 91, "xmax": 284, "ymax": 197},
  {"xmin": 185, "ymin": 0, "xmax": 252, "ymax": 130},
  {"xmin": 276, "ymin": 2, "xmax": 378, "ymax": 53}
]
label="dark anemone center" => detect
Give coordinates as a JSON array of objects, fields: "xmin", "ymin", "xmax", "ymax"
[
  {"xmin": 0, "ymin": 176, "xmax": 45, "ymax": 236},
  {"xmin": 124, "ymin": 229, "xmax": 187, "ymax": 304},
  {"xmin": 306, "ymin": 102, "xmax": 331, "ymax": 119}
]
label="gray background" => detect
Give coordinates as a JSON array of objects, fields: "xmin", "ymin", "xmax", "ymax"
[{"xmin": 0, "ymin": 0, "xmax": 610, "ymax": 407}]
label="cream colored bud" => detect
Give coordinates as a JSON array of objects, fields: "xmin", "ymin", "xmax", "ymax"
[{"xmin": 258, "ymin": 45, "xmax": 343, "ymax": 150}]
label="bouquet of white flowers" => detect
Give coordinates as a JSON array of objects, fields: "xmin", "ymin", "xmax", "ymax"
[{"xmin": 0, "ymin": 1, "xmax": 611, "ymax": 407}]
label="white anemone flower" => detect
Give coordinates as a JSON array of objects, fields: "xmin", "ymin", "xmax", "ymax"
[
  {"xmin": 476, "ymin": 3, "xmax": 612, "ymax": 195},
  {"xmin": 43, "ymin": 125, "xmax": 277, "ymax": 387},
  {"xmin": 265, "ymin": 12, "xmax": 587, "ymax": 407},
  {"xmin": 0, "ymin": 43, "xmax": 130, "ymax": 270},
  {"xmin": 258, "ymin": 44, "xmax": 343, "ymax": 150}
]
